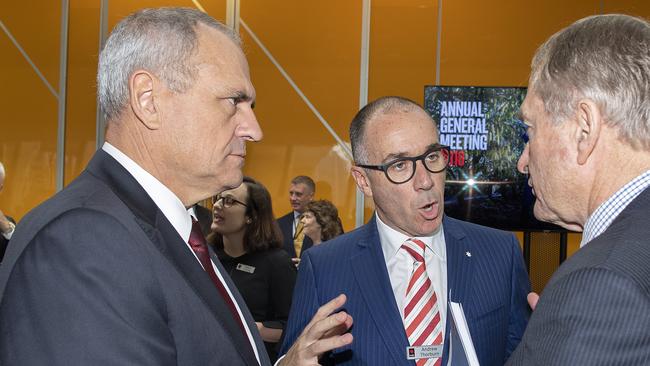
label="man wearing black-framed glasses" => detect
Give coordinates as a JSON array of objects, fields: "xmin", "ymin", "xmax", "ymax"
[{"xmin": 282, "ymin": 96, "xmax": 530, "ymax": 366}]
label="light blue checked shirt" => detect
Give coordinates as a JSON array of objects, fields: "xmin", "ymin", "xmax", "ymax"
[{"xmin": 581, "ymin": 170, "xmax": 650, "ymax": 247}]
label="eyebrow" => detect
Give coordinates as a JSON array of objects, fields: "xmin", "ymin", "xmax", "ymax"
[
  {"xmin": 382, "ymin": 143, "xmax": 441, "ymax": 163},
  {"xmin": 222, "ymin": 87, "xmax": 256, "ymax": 108}
]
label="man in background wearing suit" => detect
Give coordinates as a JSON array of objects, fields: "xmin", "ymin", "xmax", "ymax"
[
  {"xmin": 0, "ymin": 162, "xmax": 16, "ymax": 262},
  {"xmin": 0, "ymin": 8, "xmax": 351, "ymax": 366},
  {"xmin": 507, "ymin": 14, "xmax": 650, "ymax": 365},
  {"xmin": 282, "ymin": 96, "xmax": 530, "ymax": 365},
  {"xmin": 277, "ymin": 175, "xmax": 315, "ymax": 263}
]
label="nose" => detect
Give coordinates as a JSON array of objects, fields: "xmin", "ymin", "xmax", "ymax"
[
  {"xmin": 413, "ymin": 160, "xmax": 435, "ymax": 190},
  {"xmin": 517, "ymin": 143, "xmax": 530, "ymax": 174},
  {"xmin": 213, "ymin": 198, "xmax": 223, "ymax": 210},
  {"xmin": 237, "ymin": 105, "xmax": 263, "ymax": 142}
]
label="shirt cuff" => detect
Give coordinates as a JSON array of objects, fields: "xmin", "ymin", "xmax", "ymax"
[{"xmin": 2, "ymin": 222, "xmax": 14, "ymax": 240}]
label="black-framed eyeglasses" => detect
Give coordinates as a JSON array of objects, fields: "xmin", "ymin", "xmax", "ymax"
[
  {"xmin": 356, "ymin": 144, "xmax": 450, "ymax": 184},
  {"xmin": 214, "ymin": 195, "xmax": 248, "ymax": 208}
]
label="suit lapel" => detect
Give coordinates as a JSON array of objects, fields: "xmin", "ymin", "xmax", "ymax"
[
  {"xmin": 444, "ymin": 216, "xmax": 474, "ymax": 305},
  {"xmin": 350, "ymin": 218, "xmax": 411, "ymax": 365},
  {"xmin": 88, "ymin": 150, "xmax": 261, "ymax": 366},
  {"xmin": 150, "ymin": 217, "xmax": 261, "ymax": 366},
  {"xmin": 279, "ymin": 213, "xmax": 297, "ymax": 257},
  {"xmin": 442, "ymin": 216, "xmax": 475, "ymax": 364}
]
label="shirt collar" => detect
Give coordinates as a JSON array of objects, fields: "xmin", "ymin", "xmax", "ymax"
[
  {"xmin": 375, "ymin": 213, "xmax": 445, "ymax": 262},
  {"xmin": 581, "ymin": 170, "xmax": 650, "ymax": 247},
  {"xmin": 102, "ymin": 142, "xmax": 193, "ymax": 242}
]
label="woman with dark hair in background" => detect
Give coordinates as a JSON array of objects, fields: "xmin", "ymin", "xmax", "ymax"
[
  {"xmin": 300, "ymin": 199, "xmax": 344, "ymax": 246},
  {"xmin": 207, "ymin": 176, "xmax": 296, "ymax": 362}
]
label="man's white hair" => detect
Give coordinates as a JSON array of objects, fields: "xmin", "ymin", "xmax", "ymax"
[{"xmin": 530, "ymin": 14, "xmax": 650, "ymax": 150}]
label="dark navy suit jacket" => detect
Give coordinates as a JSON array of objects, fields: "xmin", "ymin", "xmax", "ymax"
[
  {"xmin": 0, "ymin": 150, "xmax": 270, "ymax": 366},
  {"xmin": 277, "ymin": 211, "xmax": 313, "ymax": 257},
  {"xmin": 281, "ymin": 215, "xmax": 530, "ymax": 365}
]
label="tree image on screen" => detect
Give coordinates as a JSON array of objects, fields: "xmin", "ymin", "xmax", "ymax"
[{"xmin": 424, "ymin": 86, "xmax": 561, "ymax": 231}]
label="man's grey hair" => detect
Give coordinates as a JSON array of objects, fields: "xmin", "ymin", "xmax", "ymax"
[
  {"xmin": 349, "ymin": 96, "xmax": 433, "ymax": 163},
  {"xmin": 291, "ymin": 175, "xmax": 316, "ymax": 193},
  {"xmin": 530, "ymin": 14, "xmax": 650, "ymax": 150},
  {"xmin": 97, "ymin": 7, "xmax": 240, "ymax": 122}
]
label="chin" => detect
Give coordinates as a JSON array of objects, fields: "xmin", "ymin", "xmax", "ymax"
[
  {"xmin": 419, "ymin": 220, "xmax": 443, "ymax": 236},
  {"xmin": 533, "ymin": 204, "xmax": 557, "ymax": 225},
  {"xmin": 220, "ymin": 174, "xmax": 244, "ymax": 190}
]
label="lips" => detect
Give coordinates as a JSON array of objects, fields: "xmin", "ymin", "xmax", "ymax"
[
  {"xmin": 418, "ymin": 201, "xmax": 439, "ymax": 221},
  {"xmin": 212, "ymin": 212, "xmax": 225, "ymax": 224}
]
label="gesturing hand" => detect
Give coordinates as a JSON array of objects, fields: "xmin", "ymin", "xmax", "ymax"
[
  {"xmin": 527, "ymin": 292, "xmax": 540, "ymax": 311},
  {"xmin": 280, "ymin": 294, "xmax": 353, "ymax": 366}
]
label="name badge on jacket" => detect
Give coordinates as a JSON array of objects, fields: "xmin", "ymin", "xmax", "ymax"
[{"xmin": 236, "ymin": 263, "xmax": 255, "ymax": 274}]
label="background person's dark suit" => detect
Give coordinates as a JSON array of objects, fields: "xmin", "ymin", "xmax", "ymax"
[
  {"xmin": 507, "ymin": 188, "xmax": 650, "ymax": 365},
  {"xmin": 0, "ymin": 215, "xmax": 15, "ymax": 262},
  {"xmin": 281, "ymin": 215, "xmax": 530, "ymax": 366},
  {"xmin": 277, "ymin": 212, "xmax": 313, "ymax": 257},
  {"xmin": 0, "ymin": 150, "xmax": 271, "ymax": 366}
]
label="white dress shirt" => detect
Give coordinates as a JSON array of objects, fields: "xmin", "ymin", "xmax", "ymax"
[
  {"xmin": 102, "ymin": 143, "xmax": 260, "ymax": 364},
  {"xmin": 581, "ymin": 170, "xmax": 650, "ymax": 247},
  {"xmin": 376, "ymin": 213, "xmax": 448, "ymax": 344}
]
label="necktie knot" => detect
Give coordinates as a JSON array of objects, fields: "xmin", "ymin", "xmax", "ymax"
[
  {"xmin": 402, "ymin": 238, "xmax": 426, "ymax": 263},
  {"xmin": 188, "ymin": 218, "xmax": 207, "ymax": 250}
]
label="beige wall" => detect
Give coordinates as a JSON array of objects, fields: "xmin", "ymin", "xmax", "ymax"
[{"xmin": 2, "ymin": 1, "xmax": 649, "ymax": 256}]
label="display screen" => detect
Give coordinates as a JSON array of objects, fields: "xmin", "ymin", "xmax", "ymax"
[{"xmin": 424, "ymin": 85, "xmax": 563, "ymax": 232}]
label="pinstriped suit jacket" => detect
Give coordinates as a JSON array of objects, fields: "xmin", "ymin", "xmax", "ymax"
[
  {"xmin": 281, "ymin": 215, "xmax": 530, "ymax": 365},
  {"xmin": 507, "ymin": 188, "xmax": 650, "ymax": 365}
]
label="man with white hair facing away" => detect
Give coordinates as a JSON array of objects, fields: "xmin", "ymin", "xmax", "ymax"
[{"xmin": 507, "ymin": 14, "xmax": 650, "ymax": 365}]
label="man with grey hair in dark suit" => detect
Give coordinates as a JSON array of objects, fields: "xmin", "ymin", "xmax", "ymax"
[
  {"xmin": 0, "ymin": 7, "xmax": 351, "ymax": 366},
  {"xmin": 508, "ymin": 14, "xmax": 650, "ymax": 365}
]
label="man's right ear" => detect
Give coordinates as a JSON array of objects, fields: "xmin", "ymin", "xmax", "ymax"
[
  {"xmin": 350, "ymin": 166, "xmax": 373, "ymax": 198},
  {"xmin": 129, "ymin": 70, "xmax": 161, "ymax": 130}
]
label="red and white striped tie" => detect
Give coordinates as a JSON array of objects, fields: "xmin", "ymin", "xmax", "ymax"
[{"xmin": 402, "ymin": 238, "xmax": 443, "ymax": 366}]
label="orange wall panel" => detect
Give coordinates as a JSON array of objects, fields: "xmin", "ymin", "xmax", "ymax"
[
  {"xmin": 241, "ymin": 0, "xmax": 361, "ymax": 231},
  {"xmin": 439, "ymin": 0, "xmax": 600, "ymax": 87},
  {"xmin": 64, "ymin": 0, "xmax": 101, "ymax": 186},
  {"xmin": 0, "ymin": 1, "xmax": 61, "ymax": 220}
]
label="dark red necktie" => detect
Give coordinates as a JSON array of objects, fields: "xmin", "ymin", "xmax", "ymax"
[{"xmin": 188, "ymin": 218, "xmax": 247, "ymax": 337}]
